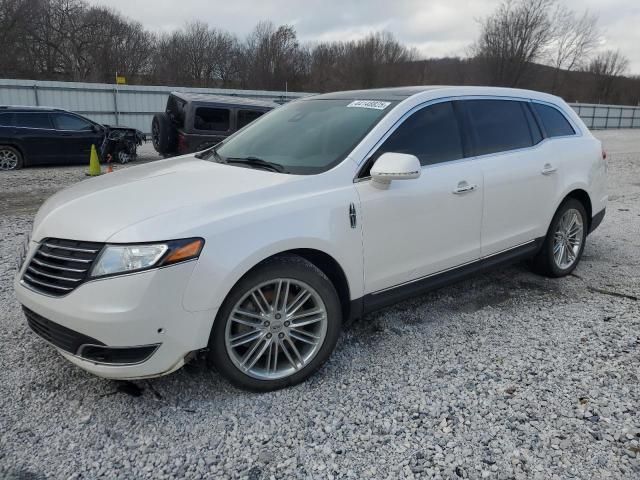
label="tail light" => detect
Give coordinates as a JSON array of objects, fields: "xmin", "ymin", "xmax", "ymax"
[{"xmin": 177, "ymin": 133, "xmax": 187, "ymax": 154}]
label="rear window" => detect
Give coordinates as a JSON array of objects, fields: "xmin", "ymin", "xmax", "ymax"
[
  {"xmin": 194, "ymin": 107, "xmax": 230, "ymax": 131},
  {"xmin": 533, "ymin": 103, "xmax": 575, "ymax": 137},
  {"xmin": 238, "ymin": 110, "xmax": 265, "ymax": 129},
  {"xmin": 13, "ymin": 113, "xmax": 52, "ymax": 129},
  {"xmin": 167, "ymin": 95, "xmax": 186, "ymax": 127},
  {"xmin": 463, "ymin": 100, "xmax": 533, "ymax": 156}
]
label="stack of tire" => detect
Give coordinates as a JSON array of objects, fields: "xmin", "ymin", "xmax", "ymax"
[{"xmin": 151, "ymin": 113, "xmax": 177, "ymax": 157}]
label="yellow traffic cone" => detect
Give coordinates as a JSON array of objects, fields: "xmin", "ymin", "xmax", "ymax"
[{"xmin": 87, "ymin": 144, "xmax": 101, "ymax": 176}]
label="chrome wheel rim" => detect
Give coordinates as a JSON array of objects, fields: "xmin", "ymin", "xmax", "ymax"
[
  {"xmin": 225, "ymin": 278, "xmax": 328, "ymax": 380},
  {"xmin": 0, "ymin": 149, "xmax": 18, "ymax": 170},
  {"xmin": 553, "ymin": 208, "xmax": 584, "ymax": 269}
]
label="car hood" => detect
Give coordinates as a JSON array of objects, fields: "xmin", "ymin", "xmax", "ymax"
[{"xmin": 32, "ymin": 155, "xmax": 302, "ymax": 243}]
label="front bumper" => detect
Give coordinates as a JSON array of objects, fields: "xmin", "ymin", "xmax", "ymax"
[{"xmin": 15, "ymin": 254, "xmax": 217, "ymax": 380}]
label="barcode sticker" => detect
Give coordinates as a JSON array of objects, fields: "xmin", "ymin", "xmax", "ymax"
[{"xmin": 347, "ymin": 100, "xmax": 391, "ymax": 110}]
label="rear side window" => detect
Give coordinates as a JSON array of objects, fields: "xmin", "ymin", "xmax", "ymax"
[
  {"xmin": 377, "ymin": 101, "xmax": 464, "ymax": 166},
  {"xmin": 53, "ymin": 113, "xmax": 93, "ymax": 131},
  {"xmin": 194, "ymin": 107, "xmax": 230, "ymax": 131},
  {"xmin": 532, "ymin": 103, "xmax": 575, "ymax": 137},
  {"xmin": 463, "ymin": 100, "xmax": 533, "ymax": 156},
  {"xmin": 13, "ymin": 113, "xmax": 52, "ymax": 129},
  {"xmin": 237, "ymin": 110, "xmax": 265, "ymax": 129}
]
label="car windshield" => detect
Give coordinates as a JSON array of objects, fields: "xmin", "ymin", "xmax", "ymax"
[{"xmin": 213, "ymin": 98, "xmax": 396, "ymax": 174}]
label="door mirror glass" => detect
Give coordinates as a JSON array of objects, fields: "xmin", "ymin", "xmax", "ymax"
[{"xmin": 370, "ymin": 152, "xmax": 421, "ymax": 189}]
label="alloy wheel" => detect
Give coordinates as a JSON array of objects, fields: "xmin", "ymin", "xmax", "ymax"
[
  {"xmin": 224, "ymin": 278, "xmax": 328, "ymax": 380},
  {"xmin": 552, "ymin": 208, "xmax": 584, "ymax": 270},
  {"xmin": 0, "ymin": 148, "xmax": 19, "ymax": 170}
]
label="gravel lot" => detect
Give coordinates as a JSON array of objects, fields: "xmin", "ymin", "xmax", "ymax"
[{"xmin": 1, "ymin": 133, "xmax": 639, "ymax": 479}]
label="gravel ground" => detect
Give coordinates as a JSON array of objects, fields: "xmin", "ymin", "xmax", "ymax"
[{"xmin": 1, "ymin": 133, "xmax": 639, "ymax": 479}]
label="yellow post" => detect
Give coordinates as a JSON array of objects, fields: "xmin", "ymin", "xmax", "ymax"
[{"xmin": 87, "ymin": 144, "xmax": 101, "ymax": 176}]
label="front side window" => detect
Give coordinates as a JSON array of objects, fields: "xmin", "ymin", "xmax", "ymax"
[
  {"xmin": 237, "ymin": 110, "xmax": 265, "ymax": 129},
  {"xmin": 463, "ymin": 100, "xmax": 534, "ymax": 156},
  {"xmin": 214, "ymin": 99, "xmax": 395, "ymax": 174},
  {"xmin": 13, "ymin": 113, "xmax": 52, "ymax": 129},
  {"xmin": 194, "ymin": 107, "xmax": 230, "ymax": 131},
  {"xmin": 533, "ymin": 103, "xmax": 575, "ymax": 137},
  {"xmin": 375, "ymin": 101, "xmax": 464, "ymax": 166},
  {"xmin": 53, "ymin": 113, "xmax": 93, "ymax": 131}
]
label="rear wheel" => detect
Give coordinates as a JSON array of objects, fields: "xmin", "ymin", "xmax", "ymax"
[
  {"xmin": 529, "ymin": 198, "xmax": 587, "ymax": 277},
  {"xmin": 0, "ymin": 146, "xmax": 23, "ymax": 170},
  {"xmin": 208, "ymin": 255, "xmax": 342, "ymax": 391}
]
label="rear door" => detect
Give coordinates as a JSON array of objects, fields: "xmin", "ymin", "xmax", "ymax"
[
  {"xmin": 460, "ymin": 99, "xmax": 557, "ymax": 256},
  {"xmin": 50, "ymin": 112, "xmax": 103, "ymax": 163},
  {"xmin": 12, "ymin": 112, "xmax": 57, "ymax": 165}
]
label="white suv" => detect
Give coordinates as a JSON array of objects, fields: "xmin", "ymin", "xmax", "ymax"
[{"xmin": 15, "ymin": 86, "xmax": 607, "ymax": 391}]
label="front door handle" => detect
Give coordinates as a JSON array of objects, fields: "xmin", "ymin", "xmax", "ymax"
[
  {"xmin": 541, "ymin": 163, "xmax": 557, "ymax": 175},
  {"xmin": 453, "ymin": 182, "xmax": 478, "ymax": 194}
]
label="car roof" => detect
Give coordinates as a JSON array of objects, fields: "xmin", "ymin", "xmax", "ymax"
[
  {"xmin": 170, "ymin": 92, "xmax": 279, "ymax": 109},
  {"xmin": 0, "ymin": 105, "xmax": 68, "ymax": 112},
  {"xmin": 305, "ymin": 85, "xmax": 564, "ymax": 104}
]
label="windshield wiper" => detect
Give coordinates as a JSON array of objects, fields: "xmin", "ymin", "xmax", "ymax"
[{"xmin": 225, "ymin": 156, "xmax": 287, "ymax": 173}]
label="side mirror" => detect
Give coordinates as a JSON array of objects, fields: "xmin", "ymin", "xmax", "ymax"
[{"xmin": 370, "ymin": 152, "xmax": 421, "ymax": 189}]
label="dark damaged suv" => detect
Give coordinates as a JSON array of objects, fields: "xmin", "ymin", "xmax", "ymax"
[
  {"xmin": 0, "ymin": 106, "xmax": 145, "ymax": 170},
  {"xmin": 151, "ymin": 92, "xmax": 279, "ymax": 156}
]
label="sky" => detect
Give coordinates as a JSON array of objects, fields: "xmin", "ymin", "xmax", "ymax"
[{"xmin": 89, "ymin": 0, "xmax": 640, "ymax": 74}]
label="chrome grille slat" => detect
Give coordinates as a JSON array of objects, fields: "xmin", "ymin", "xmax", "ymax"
[
  {"xmin": 26, "ymin": 266, "xmax": 82, "ymax": 282},
  {"xmin": 42, "ymin": 242, "xmax": 99, "ymax": 253},
  {"xmin": 23, "ymin": 274, "xmax": 74, "ymax": 291},
  {"xmin": 22, "ymin": 238, "xmax": 104, "ymax": 296},
  {"xmin": 30, "ymin": 257, "xmax": 87, "ymax": 273},
  {"xmin": 36, "ymin": 250, "xmax": 94, "ymax": 263}
]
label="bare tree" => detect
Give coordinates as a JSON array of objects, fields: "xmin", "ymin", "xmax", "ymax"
[
  {"xmin": 587, "ymin": 50, "xmax": 630, "ymax": 102},
  {"xmin": 549, "ymin": 7, "xmax": 599, "ymax": 92},
  {"xmin": 473, "ymin": 0, "xmax": 556, "ymax": 87}
]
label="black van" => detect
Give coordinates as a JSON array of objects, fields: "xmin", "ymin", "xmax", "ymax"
[{"xmin": 151, "ymin": 92, "xmax": 279, "ymax": 156}]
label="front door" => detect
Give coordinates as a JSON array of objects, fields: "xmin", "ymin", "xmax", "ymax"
[
  {"xmin": 50, "ymin": 112, "xmax": 103, "ymax": 164},
  {"xmin": 355, "ymin": 101, "xmax": 483, "ymax": 294}
]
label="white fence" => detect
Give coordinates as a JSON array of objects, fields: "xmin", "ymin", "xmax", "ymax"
[
  {"xmin": 0, "ymin": 79, "xmax": 311, "ymax": 133},
  {"xmin": 1, "ymin": 79, "xmax": 638, "ymax": 132}
]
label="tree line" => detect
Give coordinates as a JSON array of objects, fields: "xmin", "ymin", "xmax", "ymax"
[{"xmin": 1, "ymin": 0, "xmax": 638, "ymax": 104}]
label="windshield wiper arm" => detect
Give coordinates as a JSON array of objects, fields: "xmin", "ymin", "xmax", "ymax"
[{"xmin": 225, "ymin": 156, "xmax": 286, "ymax": 173}]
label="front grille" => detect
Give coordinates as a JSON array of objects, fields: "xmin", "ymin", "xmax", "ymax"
[
  {"xmin": 22, "ymin": 238, "xmax": 104, "ymax": 296},
  {"xmin": 23, "ymin": 306, "xmax": 105, "ymax": 355}
]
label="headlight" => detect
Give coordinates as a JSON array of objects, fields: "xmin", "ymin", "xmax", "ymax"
[{"xmin": 91, "ymin": 238, "xmax": 204, "ymax": 278}]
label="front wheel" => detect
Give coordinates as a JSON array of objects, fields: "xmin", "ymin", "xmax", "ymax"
[
  {"xmin": 529, "ymin": 198, "xmax": 587, "ymax": 277},
  {"xmin": 208, "ymin": 255, "xmax": 342, "ymax": 391}
]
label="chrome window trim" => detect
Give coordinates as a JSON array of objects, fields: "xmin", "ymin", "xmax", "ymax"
[{"xmin": 353, "ymin": 94, "xmax": 582, "ymax": 182}]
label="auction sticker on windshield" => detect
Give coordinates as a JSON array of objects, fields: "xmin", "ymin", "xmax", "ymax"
[{"xmin": 347, "ymin": 100, "xmax": 391, "ymax": 110}]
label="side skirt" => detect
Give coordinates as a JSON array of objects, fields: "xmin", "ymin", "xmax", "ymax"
[{"xmin": 349, "ymin": 238, "xmax": 544, "ymax": 319}]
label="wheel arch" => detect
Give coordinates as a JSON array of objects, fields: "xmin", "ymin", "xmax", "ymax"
[
  {"xmin": 560, "ymin": 188, "xmax": 592, "ymax": 230},
  {"xmin": 229, "ymin": 248, "xmax": 353, "ymax": 321}
]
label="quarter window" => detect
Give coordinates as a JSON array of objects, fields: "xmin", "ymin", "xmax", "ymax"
[
  {"xmin": 376, "ymin": 101, "xmax": 464, "ymax": 166},
  {"xmin": 194, "ymin": 107, "xmax": 230, "ymax": 131},
  {"xmin": 13, "ymin": 113, "xmax": 52, "ymax": 129},
  {"xmin": 532, "ymin": 103, "xmax": 575, "ymax": 137},
  {"xmin": 238, "ymin": 110, "xmax": 265, "ymax": 129},
  {"xmin": 53, "ymin": 113, "xmax": 93, "ymax": 131},
  {"xmin": 463, "ymin": 100, "xmax": 534, "ymax": 156}
]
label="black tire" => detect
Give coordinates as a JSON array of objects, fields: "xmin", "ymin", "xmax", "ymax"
[
  {"xmin": 151, "ymin": 113, "xmax": 177, "ymax": 155},
  {"xmin": 529, "ymin": 198, "xmax": 588, "ymax": 277},
  {"xmin": 208, "ymin": 255, "xmax": 342, "ymax": 392},
  {"xmin": 0, "ymin": 145, "xmax": 24, "ymax": 170}
]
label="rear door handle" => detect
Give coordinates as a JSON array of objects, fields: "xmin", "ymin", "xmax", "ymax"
[
  {"xmin": 541, "ymin": 163, "xmax": 557, "ymax": 175},
  {"xmin": 453, "ymin": 182, "xmax": 478, "ymax": 194}
]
